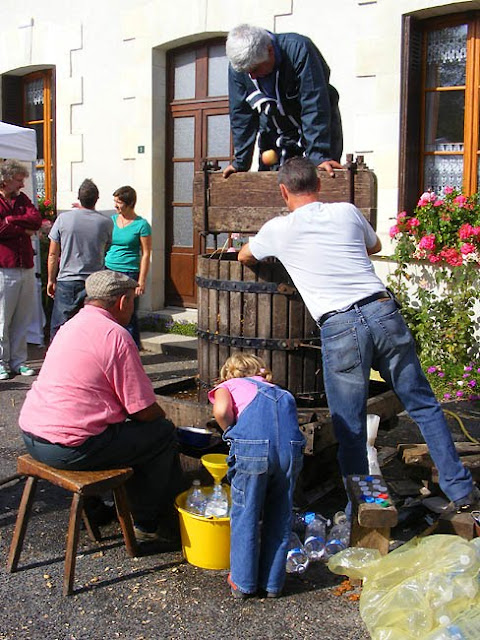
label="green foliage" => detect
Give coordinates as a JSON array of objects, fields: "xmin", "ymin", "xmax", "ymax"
[
  {"xmin": 37, "ymin": 195, "xmax": 55, "ymax": 220},
  {"xmin": 388, "ymin": 187, "xmax": 480, "ymax": 400},
  {"xmin": 140, "ymin": 314, "xmax": 197, "ymax": 337}
]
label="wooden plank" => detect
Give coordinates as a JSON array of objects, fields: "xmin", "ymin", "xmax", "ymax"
[
  {"xmin": 208, "ymin": 257, "xmax": 220, "ymax": 385},
  {"xmin": 437, "ymin": 511, "xmax": 476, "ymax": 540},
  {"xmin": 256, "ymin": 261, "xmax": 273, "ymax": 369},
  {"xmin": 218, "ymin": 258, "xmax": 230, "ymax": 370},
  {"xmin": 366, "ymin": 390, "xmax": 404, "ymax": 422},
  {"xmin": 303, "ymin": 311, "xmax": 320, "ymax": 393},
  {"xmin": 287, "ymin": 268, "xmax": 304, "ymax": 395},
  {"xmin": 229, "ymin": 260, "xmax": 242, "ymax": 356},
  {"xmin": 400, "ymin": 442, "xmax": 480, "ymax": 465},
  {"xmin": 350, "ymin": 524, "xmax": 390, "ymax": 555},
  {"xmin": 197, "ymin": 255, "xmax": 210, "ymax": 389},
  {"xmin": 272, "ymin": 267, "xmax": 288, "ymax": 388},
  {"xmin": 299, "ymin": 421, "xmax": 337, "ymax": 456},
  {"xmin": 242, "ymin": 263, "xmax": 257, "ymax": 356},
  {"xmin": 193, "ymin": 168, "xmax": 377, "ymax": 235}
]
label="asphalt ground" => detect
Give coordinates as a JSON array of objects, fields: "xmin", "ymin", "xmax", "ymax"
[{"xmin": 1, "ymin": 344, "xmax": 479, "ymax": 640}]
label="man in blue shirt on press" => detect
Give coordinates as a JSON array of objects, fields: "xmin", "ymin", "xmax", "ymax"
[{"xmin": 223, "ymin": 24, "xmax": 343, "ymax": 178}]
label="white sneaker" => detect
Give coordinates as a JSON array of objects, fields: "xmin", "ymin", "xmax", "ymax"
[
  {"xmin": 16, "ymin": 365, "xmax": 35, "ymax": 376},
  {"xmin": 0, "ymin": 365, "xmax": 10, "ymax": 380}
]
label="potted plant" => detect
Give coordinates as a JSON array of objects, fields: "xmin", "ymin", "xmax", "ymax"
[{"xmin": 389, "ymin": 187, "xmax": 480, "ymax": 399}]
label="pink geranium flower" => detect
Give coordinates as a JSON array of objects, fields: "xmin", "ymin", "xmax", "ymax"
[
  {"xmin": 419, "ymin": 234, "xmax": 436, "ymax": 250},
  {"xmin": 417, "ymin": 192, "xmax": 436, "ymax": 207},
  {"xmin": 459, "ymin": 224, "xmax": 474, "ymax": 240},
  {"xmin": 460, "ymin": 243, "xmax": 476, "ymax": 255},
  {"xmin": 444, "ymin": 186, "xmax": 454, "ymax": 194},
  {"xmin": 389, "ymin": 225, "xmax": 399, "ymax": 238},
  {"xmin": 440, "ymin": 247, "xmax": 463, "ymax": 266},
  {"xmin": 454, "ymin": 195, "xmax": 467, "ymax": 206}
]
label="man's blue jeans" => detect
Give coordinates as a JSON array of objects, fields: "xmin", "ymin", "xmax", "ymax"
[
  {"xmin": 50, "ymin": 280, "xmax": 86, "ymax": 341},
  {"xmin": 111, "ymin": 269, "xmax": 140, "ymax": 348},
  {"xmin": 319, "ymin": 296, "xmax": 473, "ymax": 504},
  {"xmin": 22, "ymin": 417, "xmax": 185, "ymax": 526},
  {"xmin": 223, "ymin": 380, "xmax": 305, "ymax": 595}
]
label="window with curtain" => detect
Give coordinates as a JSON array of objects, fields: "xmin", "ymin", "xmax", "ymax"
[
  {"xmin": 22, "ymin": 70, "xmax": 54, "ymax": 200},
  {"xmin": 399, "ymin": 13, "xmax": 480, "ymax": 212}
]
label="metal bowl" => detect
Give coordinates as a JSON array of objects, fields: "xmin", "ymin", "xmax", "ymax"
[{"xmin": 176, "ymin": 426, "xmax": 213, "ymax": 448}]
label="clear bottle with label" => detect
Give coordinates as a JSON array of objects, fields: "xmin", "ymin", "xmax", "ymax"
[
  {"xmin": 204, "ymin": 482, "xmax": 229, "ymax": 517},
  {"xmin": 325, "ymin": 520, "xmax": 350, "ymax": 557},
  {"xmin": 286, "ymin": 531, "xmax": 310, "ymax": 574},
  {"xmin": 303, "ymin": 515, "xmax": 327, "ymax": 560},
  {"xmin": 185, "ymin": 479, "xmax": 207, "ymax": 515}
]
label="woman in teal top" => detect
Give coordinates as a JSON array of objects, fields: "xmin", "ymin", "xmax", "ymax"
[{"xmin": 105, "ymin": 186, "xmax": 152, "ymax": 347}]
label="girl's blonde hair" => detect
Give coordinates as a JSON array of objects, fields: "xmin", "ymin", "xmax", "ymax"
[{"xmin": 219, "ymin": 353, "xmax": 273, "ymax": 382}]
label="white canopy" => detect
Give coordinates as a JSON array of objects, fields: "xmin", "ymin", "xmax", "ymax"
[{"xmin": 0, "ymin": 121, "xmax": 37, "ymax": 161}]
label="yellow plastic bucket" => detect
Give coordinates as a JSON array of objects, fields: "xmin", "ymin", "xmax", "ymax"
[{"xmin": 175, "ymin": 490, "xmax": 230, "ymax": 570}]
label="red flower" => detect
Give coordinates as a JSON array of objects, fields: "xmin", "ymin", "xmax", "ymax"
[
  {"xmin": 459, "ymin": 223, "xmax": 474, "ymax": 240},
  {"xmin": 440, "ymin": 247, "xmax": 463, "ymax": 266},
  {"xmin": 460, "ymin": 243, "xmax": 476, "ymax": 255},
  {"xmin": 419, "ymin": 234, "xmax": 436, "ymax": 251}
]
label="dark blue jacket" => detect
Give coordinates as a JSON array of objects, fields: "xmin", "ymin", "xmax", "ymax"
[{"xmin": 228, "ymin": 32, "xmax": 343, "ymax": 171}]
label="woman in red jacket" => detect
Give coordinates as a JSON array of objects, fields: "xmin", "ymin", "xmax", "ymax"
[{"xmin": 0, "ymin": 160, "xmax": 42, "ymax": 379}]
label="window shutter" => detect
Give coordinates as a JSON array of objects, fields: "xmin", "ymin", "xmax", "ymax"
[
  {"xmin": 1, "ymin": 76, "xmax": 23, "ymax": 126},
  {"xmin": 398, "ymin": 15, "xmax": 423, "ymax": 213}
]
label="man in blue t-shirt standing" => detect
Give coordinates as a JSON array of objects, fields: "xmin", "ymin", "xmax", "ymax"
[{"xmin": 47, "ymin": 179, "xmax": 113, "ymax": 341}]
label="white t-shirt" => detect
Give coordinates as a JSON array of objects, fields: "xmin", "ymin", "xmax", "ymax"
[{"xmin": 249, "ymin": 201, "xmax": 385, "ymax": 321}]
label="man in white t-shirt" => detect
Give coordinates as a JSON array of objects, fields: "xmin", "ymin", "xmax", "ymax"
[{"xmin": 238, "ymin": 157, "xmax": 478, "ymax": 512}]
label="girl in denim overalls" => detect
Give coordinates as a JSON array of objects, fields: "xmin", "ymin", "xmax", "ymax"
[{"xmin": 209, "ymin": 354, "xmax": 305, "ymax": 599}]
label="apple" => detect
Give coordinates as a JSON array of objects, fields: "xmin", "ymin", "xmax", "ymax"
[{"xmin": 261, "ymin": 149, "xmax": 279, "ymax": 166}]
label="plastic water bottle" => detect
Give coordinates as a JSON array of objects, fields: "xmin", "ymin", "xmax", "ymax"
[
  {"xmin": 185, "ymin": 479, "xmax": 207, "ymax": 515},
  {"xmin": 292, "ymin": 511, "xmax": 330, "ymax": 536},
  {"xmin": 286, "ymin": 532, "xmax": 309, "ymax": 574},
  {"xmin": 333, "ymin": 510, "xmax": 348, "ymax": 526},
  {"xmin": 303, "ymin": 516, "xmax": 327, "ymax": 560},
  {"xmin": 425, "ymin": 606, "xmax": 480, "ymax": 639},
  {"xmin": 325, "ymin": 520, "xmax": 350, "ymax": 557},
  {"xmin": 204, "ymin": 483, "xmax": 229, "ymax": 517},
  {"xmin": 291, "ymin": 510, "xmax": 315, "ymax": 535}
]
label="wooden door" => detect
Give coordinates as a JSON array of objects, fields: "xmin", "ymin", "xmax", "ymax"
[{"xmin": 165, "ymin": 40, "xmax": 231, "ymax": 307}]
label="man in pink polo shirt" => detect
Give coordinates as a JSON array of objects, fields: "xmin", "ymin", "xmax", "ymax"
[{"xmin": 19, "ymin": 270, "xmax": 185, "ymax": 548}]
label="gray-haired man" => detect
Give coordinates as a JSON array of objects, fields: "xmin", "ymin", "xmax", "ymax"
[{"xmin": 223, "ymin": 24, "xmax": 343, "ymax": 179}]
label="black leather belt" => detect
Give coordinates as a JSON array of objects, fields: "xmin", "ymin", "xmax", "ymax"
[
  {"xmin": 23, "ymin": 431, "xmax": 54, "ymax": 445},
  {"xmin": 318, "ymin": 291, "xmax": 390, "ymax": 327}
]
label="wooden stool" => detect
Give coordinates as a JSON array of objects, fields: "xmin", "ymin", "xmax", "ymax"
[
  {"xmin": 347, "ymin": 474, "xmax": 398, "ymax": 556},
  {"xmin": 7, "ymin": 454, "xmax": 138, "ymax": 596}
]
